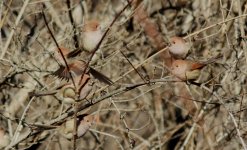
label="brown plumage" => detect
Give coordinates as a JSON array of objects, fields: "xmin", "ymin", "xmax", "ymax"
[
  {"xmin": 168, "ymin": 36, "xmax": 190, "ymax": 59},
  {"xmin": 67, "ymin": 20, "xmax": 103, "ymax": 58},
  {"xmin": 52, "ymin": 47, "xmax": 113, "ymax": 85},
  {"xmin": 170, "ymin": 56, "xmax": 221, "ymax": 81}
]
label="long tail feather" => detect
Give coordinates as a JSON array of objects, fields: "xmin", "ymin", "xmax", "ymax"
[
  {"xmin": 67, "ymin": 48, "xmax": 82, "ymax": 58},
  {"xmin": 89, "ymin": 67, "xmax": 113, "ymax": 85}
]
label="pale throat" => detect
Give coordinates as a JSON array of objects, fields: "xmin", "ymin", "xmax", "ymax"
[{"xmin": 82, "ymin": 30, "xmax": 103, "ymax": 51}]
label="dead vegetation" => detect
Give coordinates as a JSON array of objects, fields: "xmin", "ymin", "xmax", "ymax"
[{"xmin": 0, "ymin": 0, "xmax": 247, "ymax": 149}]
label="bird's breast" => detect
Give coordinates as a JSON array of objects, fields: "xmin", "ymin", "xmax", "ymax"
[{"xmin": 82, "ymin": 31, "xmax": 103, "ymax": 51}]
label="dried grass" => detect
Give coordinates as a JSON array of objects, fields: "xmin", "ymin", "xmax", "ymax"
[{"xmin": 0, "ymin": 0, "xmax": 247, "ymax": 149}]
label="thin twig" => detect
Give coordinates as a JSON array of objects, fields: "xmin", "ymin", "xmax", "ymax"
[
  {"xmin": 119, "ymin": 49, "xmax": 147, "ymax": 83},
  {"xmin": 89, "ymin": 13, "xmax": 247, "ymax": 100},
  {"xmin": 78, "ymin": 0, "xmax": 133, "ymax": 87},
  {"xmin": 66, "ymin": 1, "xmax": 80, "ymax": 148},
  {"xmin": 201, "ymin": 85, "xmax": 247, "ymax": 150},
  {"xmin": 6, "ymin": 97, "xmax": 35, "ymax": 150},
  {"xmin": 5, "ymin": 78, "xmax": 162, "ymax": 148},
  {"xmin": 41, "ymin": 9, "xmax": 76, "ymax": 88},
  {"xmin": 0, "ymin": 0, "xmax": 13, "ymax": 29},
  {"xmin": 66, "ymin": 0, "xmax": 79, "ymax": 48},
  {"xmin": 184, "ymin": 14, "xmax": 247, "ymax": 39},
  {"xmin": 1, "ymin": 0, "xmax": 30, "ymax": 59},
  {"xmin": 72, "ymin": 1, "xmax": 133, "ymax": 149}
]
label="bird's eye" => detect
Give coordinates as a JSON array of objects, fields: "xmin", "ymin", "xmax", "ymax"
[{"xmin": 95, "ymin": 24, "xmax": 100, "ymax": 30}]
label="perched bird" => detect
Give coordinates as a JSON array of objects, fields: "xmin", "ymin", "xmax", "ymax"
[
  {"xmin": 53, "ymin": 47, "xmax": 113, "ymax": 85},
  {"xmin": 170, "ymin": 56, "xmax": 220, "ymax": 81},
  {"xmin": 168, "ymin": 36, "xmax": 190, "ymax": 59},
  {"xmin": 52, "ymin": 46, "xmax": 112, "ymax": 104},
  {"xmin": 67, "ymin": 20, "xmax": 104, "ymax": 58},
  {"xmin": 171, "ymin": 59, "xmax": 204, "ymax": 81},
  {"xmin": 57, "ymin": 75, "xmax": 93, "ymax": 103},
  {"xmin": 82, "ymin": 20, "xmax": 103, "ymax": 52},
  {"xmin": 58, "ymin": 114, "xmax": 98, "ymax": 139}
]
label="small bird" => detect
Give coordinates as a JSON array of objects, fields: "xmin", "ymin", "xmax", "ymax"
[
  {"xmin": 171, "ymin": 59, "xmax": 204, "ymax": 81},
  {"xmin": 53, "ymin": 47, "xmax": 113, "ymax": 85},
  {"xmin": 67, "ymin": 20, "xmax": 104, "ymax": 58},
  {"xmin": 170, "ymin": 56, "xmax": 220, "ymax": 81},
  {"xmin": 58, "ymin": 114, "xmax": 98, "ymax": 139},
  {"xmin": 82, "ymin": 20, "xmax": 103, "ymax": 52},
  {"xmin": 168, "ymin": 36, "xmax": 190, "ymax": 59},
  {"xmin": 57, "ymin": 75, "xmax": 93, "ymax": 103}
]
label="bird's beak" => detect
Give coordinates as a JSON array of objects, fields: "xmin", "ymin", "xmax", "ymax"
[{"xmin": 99, "ymin": 24, "xmax": 107, "ymax": 32}]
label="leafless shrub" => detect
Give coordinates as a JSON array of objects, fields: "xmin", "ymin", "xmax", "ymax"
[{"xmin": 0, "ymin": 0, "xmax": 247, "ymax": 149}]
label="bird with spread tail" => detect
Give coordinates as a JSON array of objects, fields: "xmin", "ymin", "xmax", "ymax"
[{"xmin": 52, "ymin": 46, "xmax": 113, "ymax": 85}]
